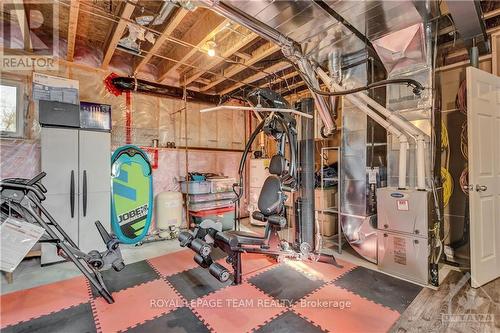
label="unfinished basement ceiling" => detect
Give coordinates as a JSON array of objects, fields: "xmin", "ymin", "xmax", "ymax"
[{"xmin": 1, "ymin": 0, "xmax": 499, "ymax": 98}]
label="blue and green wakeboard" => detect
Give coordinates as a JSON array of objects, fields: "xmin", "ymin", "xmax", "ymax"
[{"xmin": 111, "ymin": 145, "xmax": 153, "ymax": 244}]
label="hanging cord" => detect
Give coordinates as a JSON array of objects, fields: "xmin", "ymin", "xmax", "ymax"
[{"xmin": 288, "ymin": 61, "xmax": 425, "ymax": 96}]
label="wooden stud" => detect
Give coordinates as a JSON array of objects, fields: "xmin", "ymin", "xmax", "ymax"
[
  {"xmin": 157, "ymin": 13, "xmax": 228, "ymax": 82},
  {"xmin": 101, "ymin": 0, "xmax": 137, "ymax": 69},
  {"xmin": 259, "ymin": 71, "xmax": 299, "ymax": 88},
  {"xmin": 12, "ymin": 0, "xmax": 32, "ymax": 51},
  {"xmin": 181, "ymin": 32, "xmax": 259, "ymax": 86},
  {"xmin": 200, "ymin": 42, "xmax": 280, "ymax": 92},
  {"xmin": 134, "ymin": 7, "xmax": 189, "ymax": 74},
  {"xmin": 219, "ymin": 61, "xmax": 291, "ymax": 95},
  {"xmin": 67, "ymin": 0, "xmax": 80, "ymax": 61}
]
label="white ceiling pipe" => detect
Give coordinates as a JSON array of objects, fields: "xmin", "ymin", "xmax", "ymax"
[
  {"xmin": 332, "ymin": 85, "xmax": 409, "ymax": 189},
  {"xmin": 316, "ymin": 68, "xmax": 428, "ymax": 190},
  {"xmin": 200, "ymin": 105, "xmax": 314, "ymax": 119}
]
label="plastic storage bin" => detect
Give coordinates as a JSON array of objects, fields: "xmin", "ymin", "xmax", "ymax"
[
  {"xmin": 180, "ymin": 181, "xmax": 211, "ymax": 194},
  {"xmin": 188, "ymin": 192, "xmax": 236, "ymax": 203},
  {"xmin": 189, "ymin": 207, "xmax": 235, "ymax": 231},
  {"xmin": 210, "ymin": 178, "xmax": 236, "ymax": 193},
  {"xmin": 188, "ymin": 199, "xmax": 234, "ymax": 212}
]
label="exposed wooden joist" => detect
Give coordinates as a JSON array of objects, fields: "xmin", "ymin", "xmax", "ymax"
[
  {"xmin": 200, "ymin": 42, "xmax": 280, "ymax": 92},
  {"xmin": 219, "ymin": 61, "xmax": 292, "ymax": 95},
  {"xmin": 134, "ymin": 8, "xmax": 189, "ymax": 74},
  {"xmin": 101, "ymin": 0, "xmax": 137, "ymax": 69},
  {"xmin": 234, "ymin": 51, "xmax": 251, "ymax": 60},
  {"xmin": 67, "ymin": 0, "xmax": 80, "ymax": 61},
  {"xmin": 277, "ymin": 80, "xmax": 305, "ymax": 94},
  {"xmin": 182, "ymin": 32, "xmax": 259, "ymax": 86},
  {"xmin": 12, "ymin": 0, "xmax": 32, "ymax": 50},
  {"xmin": 259, "ymin": 71, "xmax": 298, "ymax": 88},
  {"xmin": 157, "ymin": 13, "xmax": 228, "ymax": 82}
]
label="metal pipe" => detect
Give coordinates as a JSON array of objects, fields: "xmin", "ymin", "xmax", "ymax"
[
  {"xmin": 199, "ymin": 0, "xmax": 336, "ymax": 135},
  {"xmin": 316, "ymin": 68, "xmax": 428, "ymax": 189}
]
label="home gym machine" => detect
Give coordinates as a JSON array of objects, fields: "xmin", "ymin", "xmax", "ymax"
[
  {"xmin": 179, "ymin": 92, "xmax": 338, "ymax": 284},
  {"xmin": 0, "ymin": 172, "xmax": 125, "ymax": 304}
]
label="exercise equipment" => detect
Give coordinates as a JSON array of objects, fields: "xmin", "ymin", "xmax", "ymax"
[
  {"xmin": 111, "ymin": 145, "xmax": 153, "ymax": 244},
  {"xmin": 0, "ymin": 173, "xmax": 124, "ymax": 304},
  {"xmin": 179, "ymin": 93, "xmax": 339, "ymax": 284}
]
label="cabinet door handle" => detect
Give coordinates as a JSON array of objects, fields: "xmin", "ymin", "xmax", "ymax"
[
  {"xmin": 83, "ymin": 170, "xmax": 87, "ymax": 217},
  {"xmin": 70, "ymin": 170, "xmax": 75, "ymax": 218}
]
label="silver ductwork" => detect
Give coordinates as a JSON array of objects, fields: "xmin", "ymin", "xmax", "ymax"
[
  {"xmin": 199, "ymin": 0, "xmax": 435, "ymax": 264},
  {"xmin": 199, "ymin": 0, "xmax": 337, "ymax": 135}
]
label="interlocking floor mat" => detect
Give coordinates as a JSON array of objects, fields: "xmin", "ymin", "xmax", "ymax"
[{"xmin": 0, "ymin": 249, "xmax": 422, "ymax": 333}]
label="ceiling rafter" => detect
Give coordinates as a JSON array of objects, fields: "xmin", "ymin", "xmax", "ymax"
[
  {"xmin": 101, "ymin": 0, "xmax": 137, "ymax": 69},
  {"xmin": 258, "ymin": 71, "xmax": 299, "ymax": 88},
  {"xmin": 181, "ymin": 31, "xmax": 259, "ymax": 86},
  {"xmin": 219, "ymin": 61, "xmax": 292, "ymax": 96},
  {"xmin": 12, "ymin": 0, "xmax": 32, "ymax": 50},
  {"xmin": 200, "ymin": 42, "xmax": 280, "ymax": 92},
  {"xmin": 157, "ymin": 12, "xmax": 228, "ymax": 82},
  {"xmin": 134, "ymin": 7, "xmax": 189, "ymax": 75},
  {"xmin": 66, "ymin": 0, "xmax": 80, "ymax": 61}
]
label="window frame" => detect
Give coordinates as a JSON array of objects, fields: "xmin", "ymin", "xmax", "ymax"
[{"xmin": 0, "ymin": 80, "xmax": 25, "ymax": 138}]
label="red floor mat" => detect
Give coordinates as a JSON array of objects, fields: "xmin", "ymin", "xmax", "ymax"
[{"xmin": 0, "ymin": 249, "xmax": 421, "ymax": 333}]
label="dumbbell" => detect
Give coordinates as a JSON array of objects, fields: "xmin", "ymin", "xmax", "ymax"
[
  {"xmin": 178, "ymin": 231, "xmax": 194, "ymax": 247},
  {"xmin": 190, "ymin": 238, "xmax": 212, "ymax": 257},
  {"xmin": 209, "ymin": 262, "xmax": 230, "ymax": 283}
]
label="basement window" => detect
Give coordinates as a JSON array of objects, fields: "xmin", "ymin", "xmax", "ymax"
[{"xmin": 0, "ymin": 81, "xmax": 24, "ymax": 138}]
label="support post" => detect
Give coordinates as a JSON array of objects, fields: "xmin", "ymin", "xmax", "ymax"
[{"xmin": 297, "ymin": 98, "xmax": 315, "ymax": 252}]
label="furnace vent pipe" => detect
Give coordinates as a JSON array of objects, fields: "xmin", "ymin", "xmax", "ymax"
[
  {"xmin": 199, "ymin": 0, "xmax": 336, "ymax": 136},
  {"xmin": 316, "ymin": 68, "xmax": 429, "ymax": 190}
]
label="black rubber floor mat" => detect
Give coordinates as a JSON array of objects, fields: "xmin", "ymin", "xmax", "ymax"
[
  {"xmin": 125, "ymin": 307, "xmax": 210, "ymax": 333},
  {"xmin": 248, "ymin": 264, "xmax": 325, "ymax": 304},
  {"xmin": 167, "ymin": 267, "xmax": 232, "ymax": 300},
  {"xmin": 2, "ymin": 303, "xmax": 96, "ymax": 333},
  {"xmin": 91, "ymin": 260, "xmax": 159, "ymax": 297},
  {"xmin": 333, "ymin": 266, "xmax": 422, "ymax": 313},
  {"xmin": 255, "ymin": 311, "xmax": 325, "ymax": 333}
]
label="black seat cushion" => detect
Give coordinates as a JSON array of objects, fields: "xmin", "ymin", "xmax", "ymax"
[
  {"xmin": 269, "ymin": 155, "xmax": 286, "ymax": 175},
  {"xmin": 215, "ymin": 230, "xmax": 267, "ymax": 247},
  {"xmin": 258, "ymin": 176, "xmax": 283, "ymax": 216}
]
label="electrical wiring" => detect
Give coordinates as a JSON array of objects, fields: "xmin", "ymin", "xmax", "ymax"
[
  {"xmin": 456, "ymin": 80, "xmax": 467, "ymax": 115},
  {"xmin": 440, "ymin": 120, "xmax": 453, "ymax": 208},
  {"xmin": 460, "ymin": 121, "xmax": 468, "ymax": 160},
  {"xmin": 288, "ymin": 61, "xmax": 425, "ymax": 97},
  {"xmin": 460, "ymin": 168, "xmax": 469, "ymax": 195},
  {"xmin": 441, "ymin": 167, "xmax": 453, "ymax": 208}
]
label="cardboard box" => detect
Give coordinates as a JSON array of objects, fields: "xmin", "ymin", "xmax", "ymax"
[
  {"xmin": 317, "ymin": 212, "xmax": 337, "ymax": 237},
  {"xmin": 314, "ymin": 188, "xmax": 337, "ymax": 211}
]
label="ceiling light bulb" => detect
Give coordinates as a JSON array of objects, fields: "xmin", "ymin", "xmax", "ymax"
[{"xmin": 207, "ymin": 48, "xmax": 215, "ymax": 57}]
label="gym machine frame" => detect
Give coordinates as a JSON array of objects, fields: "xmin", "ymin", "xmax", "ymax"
[{"xmin": 0, "ymin": 172, "xmax": 125, "ymax": 304}]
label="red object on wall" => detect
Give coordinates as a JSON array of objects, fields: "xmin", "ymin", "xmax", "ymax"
[
  {"xmin": 140, "ymin": 147, "xmax": 159, "ymax": 170},
  {"xmin": 125, "ymin": 91, "xmax": 132, "ymax": 144}
]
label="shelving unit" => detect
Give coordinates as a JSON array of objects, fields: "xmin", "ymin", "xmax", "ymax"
[{"xmin": 318, "ymin": 146, "xmax": 344, "ymax": 254}]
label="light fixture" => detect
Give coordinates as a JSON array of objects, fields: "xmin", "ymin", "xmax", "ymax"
[{"xmin": 206, "ymin": 40, "xmax": 216, "ymax": 57}]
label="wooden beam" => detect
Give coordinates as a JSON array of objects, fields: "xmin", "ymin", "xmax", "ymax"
[
  {"xmin": 182, "ymin": 32, "xmax": 259, "ymax": 86},
  {"xmin": 101, "ymin": 0, "xmax": 137, "ymax": 69},
  {"xmin": 259, "ymin": 71, "xmax": 298, "ymax": 88},
  {"xmin": 67, "ymin": 0, "xmax": 80, "ymax": 61},
  {"xmin": 157, "ymin": 13, "xmax": 227, "ymax": 82},
  {"xmin": 200, "ymin": 42, "xmax": 280, "ymax": 92},
  {"xmin": 277, "ymin": 80, "xmax": 305, "ymax": 94},
  {"xmin": 12, "ymin": 0, "xmax": 32, "ymax": 50},
  {"xmin": 235, "ymin": 51, "xmax": 251, "ymax": 60},
  {"xmin": 219, "ymin": 61, "xmax": 291, "ymax": 95},
  {"xmin": 134, "ymin": 8, "xmax": 189, "ymax": 74}
]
